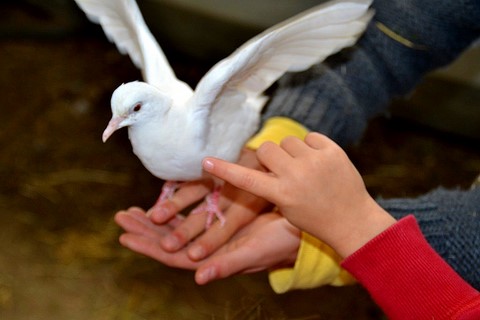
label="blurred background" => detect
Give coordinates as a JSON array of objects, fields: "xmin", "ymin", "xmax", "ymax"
[{"xmin": 1, "ymin": 1, "xmax": 479, "ymax": 319}]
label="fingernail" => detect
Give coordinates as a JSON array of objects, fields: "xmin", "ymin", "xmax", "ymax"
[
  {"xmin": 148, "ymin": 207, "xmax": 167, "ymax": 221},
  {"xmin": 189, "ymin": 245, "xmax": 206, "ymax": 260},
  {"xmin": 197, "ymin": 267, "xmax": 216, "ymax": 284},
  {"xmin": 162, "ymin": 235, "xmax": 180, "ymax": 251},
  {"xmin": 203, "ymin": 159, "xmax": 214, "ymax": 171}
]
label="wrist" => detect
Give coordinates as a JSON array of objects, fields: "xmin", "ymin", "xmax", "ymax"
[{"xmin": 330, "ymin": 198, "xmax": 396, "ymax": 258}]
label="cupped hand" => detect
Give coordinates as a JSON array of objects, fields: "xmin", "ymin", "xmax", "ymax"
[
  {"xmin": 145, "ymin": 148, "xmax": 271, "ymax": 261},
  {"xmin": 115, "ymin": 208, "xmax": 301, "ymax": 285}
]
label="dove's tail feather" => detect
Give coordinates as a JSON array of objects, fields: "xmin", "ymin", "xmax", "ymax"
[{"xmin": 74, "ymin": 0, "xmax": 193, "ymax": 100}]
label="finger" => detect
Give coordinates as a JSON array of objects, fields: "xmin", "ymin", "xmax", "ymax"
[
  {"xmin": 149, "ymin": 181, "xmax": 211, "ymax": 223},
  {"xmin": 119, "ymin": 233, "xmax": 201, "ymax": 270},
  {"xmin": 304, "ymin": 132, "xmax": 330, "ymax": 150},
  {"xmin": 171, "ymin": 180, "xmax": 212, "ymax": 208},
  {"xmin": 202, "ymin": 157, "xmax": 276, "ymax": 202},
  {"xmin": 114, "ymin": 209, "xmax": 150, "ymax": 234},
  {"xmin": 114, "ymin": 210, "xmax": 172, "ymax": 241},
  {"xmin": 168, "ymin": 214, "xmax": 185, "ymax": 228},
  {"xmin": 255, "ymin": 141, "xmax": 293, "ymax": 174},
  {"xmin": 124, "ymin": 206, "xmax": 147, "ymax": 216},
  {"xmin": 114, "ymin": 207, "xmax": 146, "ymax": 225},
  {"xmin": 159, "ymin": 210, "xmax": 209, "ymax": 252},
  {"xmin": 186, "ymin": 198, "xmax": 264, "ymax": 261},
  {"xmin": 279, "ymin": 136, "xmax": 310, "ymax": 157},
  {"xmin": 195, "ymin": 245, "xmax": 262, "ymax": 285},
  {"xmin": 122, "ymin": 206, "xmax": 184, "ymax": 232}
]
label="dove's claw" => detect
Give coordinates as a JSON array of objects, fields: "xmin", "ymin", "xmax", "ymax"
[
  {"xmin": 155, "ymin": 181, "xmax": 178, "ymax": 205},
  {"xmin": 191, "ymin": 187, "xmax": 225, "ymax": 229}
]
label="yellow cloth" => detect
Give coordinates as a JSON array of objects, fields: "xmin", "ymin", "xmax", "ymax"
[
  {"xmin": 269, "ymin": 233, "xmax": 356, "ymax": 293},
  {"xmin": 246, "ymin": 117, "xmax": 310, "ymax": 149},
  {"xmin": 246, "ymin": 117, "xmax": 355, "ymax": 293}
]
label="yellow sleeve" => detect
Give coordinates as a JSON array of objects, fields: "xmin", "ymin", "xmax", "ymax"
[
  {"xmin": 246, "ymin": 117, "xmax": 310, "ymax": 149},
  {"xmin": 269, "ymin": 233, "xmax": 356, "ymax": 293},
  {"xmin": 245, "ymin": 117, "xmax": 355, "ymax": 293}
]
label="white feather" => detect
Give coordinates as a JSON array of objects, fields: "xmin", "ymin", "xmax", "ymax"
[
  {"xmin": 192, "ymin": 0, "xmax": 373, "ymax": 110},
  {"xmin": 74, "ymin": 0, "xmax": 192, "ymax": 103}
]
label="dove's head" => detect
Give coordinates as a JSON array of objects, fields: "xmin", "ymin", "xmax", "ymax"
[{"xmin": 102, "ymin": 81, "xmax": 171, "ymax": 142}]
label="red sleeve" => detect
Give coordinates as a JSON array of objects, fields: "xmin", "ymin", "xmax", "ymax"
[{"xmin": 341, "ymin": 215, "xmax": 480, "ymax": 320}]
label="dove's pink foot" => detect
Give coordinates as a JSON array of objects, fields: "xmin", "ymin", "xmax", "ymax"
[
  {"xmin": 154, "ymin": 181, "xmax": 178, "ymax": 206},
  {"xmin": 191, "ymin": 186, "xmax": 225, "ymax": 229}
]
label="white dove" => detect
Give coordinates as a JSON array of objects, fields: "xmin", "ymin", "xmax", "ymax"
[{"xmin": 75, "ymin": 0, "xmax": 373, "ymax": 227}]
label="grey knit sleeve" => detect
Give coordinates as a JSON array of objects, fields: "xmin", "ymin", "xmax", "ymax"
[
  {"xmin": 377, "ymin": 187, "xmax": 480, "ymax": 290},
  {"xmin": 262, "ymin": 0, "xmax": 480, "ymax": 147}
]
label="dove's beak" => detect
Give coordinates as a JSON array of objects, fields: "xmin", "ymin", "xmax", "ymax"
[{"xmin": 102, "ymin": 116, "xmax": 126, "ymax": 143}]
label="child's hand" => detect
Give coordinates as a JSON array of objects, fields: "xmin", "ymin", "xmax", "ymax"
[{"xmin": 203, "ymin": 132, "xmax": 395, "ymax": 257}]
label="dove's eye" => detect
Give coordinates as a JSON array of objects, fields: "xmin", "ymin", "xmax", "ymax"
[{"xmin": 133, "ymin": 103, "xmax": 142, "ymax": 112}]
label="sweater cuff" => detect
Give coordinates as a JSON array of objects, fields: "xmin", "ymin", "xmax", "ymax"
[
  {"xmin": 269, "ymin": 232, "xmax": 356, "ymax": 294},
  {"xmin": 246, "ymin": 117, "xmax": 309, "ymax": 150},
  {"xmin": 341, "ymin": 215, "xmax": 480, "ymax": 319}
]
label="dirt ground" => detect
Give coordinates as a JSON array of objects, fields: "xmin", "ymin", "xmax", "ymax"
[{"xmin": 1, "ymin": 14, "xmax": 480, "ymax": 320}]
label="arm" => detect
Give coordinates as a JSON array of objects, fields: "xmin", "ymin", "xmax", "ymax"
[
  {"xmin": 270, "ymin": 187, "xmax": 480, "ymax": 293},
  {"xmin": 378, "ymin": 188, "xmax": 480, "ymax": 291},
  {"xmin": 203, "ymin": 132, "xmax": 480, "ymax": 318},
  {"xmin": 342, "ymin": 215, "xmax": 480, "ymax": 320}
]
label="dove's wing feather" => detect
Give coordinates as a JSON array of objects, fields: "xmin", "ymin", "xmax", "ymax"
[
  {"xmin": 74, "ymin": 0, "xmax": 192, "ymax": 101},
  {"xmin": 228, "ymin": 3, "xmax": 374, "ymax": 94},
  {"xmin": 191, "ymin": 0, "xmax": 373, "ymax": 114},
  {"xmin": 187, "ymin": 0, "xmax": 373, "ymax": 160}
]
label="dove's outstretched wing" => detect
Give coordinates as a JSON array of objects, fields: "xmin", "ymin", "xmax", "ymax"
[
  {"xmin": 191, "ymin": 0, "xmax": 373, "ymax": 114},
  {"xmin": 75, "ymin": 0, "xmax": 192, "ymax": 101}
]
